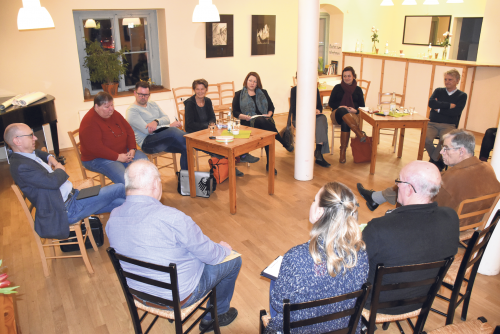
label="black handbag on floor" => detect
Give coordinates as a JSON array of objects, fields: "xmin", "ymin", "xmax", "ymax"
[{"xmin": 60, "ymin": 216, "xmax": 104, "ymax": 252}]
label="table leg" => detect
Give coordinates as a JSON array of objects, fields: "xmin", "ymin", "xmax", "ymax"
[
  {"xmin": 359, "ymin": 116, "xmax": 364, "ymax": 132},
  {"xmin": 417, "ymin": 122, "xmax": 428, "ymax": 160},
  {"xmin": 370, "ymin": 125, "xmax": 380, "ymax": 175},
  {"xmin": 228, "ymin": 150, "xmax": 237, "ymax": 214},
  {"xmin": 186, "ymin": 139, "xmax": 196, "ymax": 198},
  {"xmin": 49, "ymin": 120, "xmax": 65, "ymax": 164},
  {"xmin": 268, "ymin": 140, "xmax": 275, "ymax": 195},
  {"xmin": 397, "ymin": 128, "xmax": 405, "ymax": 158}
]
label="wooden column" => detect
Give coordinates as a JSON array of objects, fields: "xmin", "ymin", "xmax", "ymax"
[
  {"xmin": 427, "ymin": 64, "xmax": 436, "ymax": 118},
  {"xmin": 402, "ymin": 60, "xmax": 409, "ymax": 106},
  {"xmin": 463, "ymin": 67, "xmax": 476, "ymax": 130}
]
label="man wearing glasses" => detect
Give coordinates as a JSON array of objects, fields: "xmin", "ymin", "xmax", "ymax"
[
  {"xmin": 357, "ymin": 129, "xmax": 500, "ymax": 218},
  {"xmin": 5, "ymin": 123, "xmax": 126, "ymax": 239},
  {"xmin": 361, "ymin": 160, "xmax": 459, "ymax": 314},
  {"xmin": 126, "ymin": 81, "xmax": 188, "ymax": 171}
]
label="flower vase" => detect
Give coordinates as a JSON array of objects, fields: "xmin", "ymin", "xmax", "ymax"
[
  {"xmin": 372, "ymin": 42, "xmax": 377, "ymax": 54},
  {"xmin": 442, "ymin": 47, "xmax": 448, "ymax": 60}
]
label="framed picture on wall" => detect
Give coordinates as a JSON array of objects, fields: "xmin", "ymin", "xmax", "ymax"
[
  {"xmin": 251, "ymin": 15, "xmax": 276, "ymax": 56},
  {"xmin": 206, "ymin": 15, "xmax": 234, "ymax": 58}
]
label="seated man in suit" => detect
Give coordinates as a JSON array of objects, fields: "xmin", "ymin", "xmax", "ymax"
[
  {"xmin": 107, "ymin": 160, "xmax": 241, "ymax": 332},
  {"xmin": 362, "ymin": 160, "xmax": 459, "ymax": 314},
  {"xmin": 357, "ymin": 129, "xmax": 500, "ymax": 222},
  {"xmin": 5, "ymin": 123, "xmax": 126, "ymax": 239},
  {"xmin": 426, "ymin": 68, "xmax": 467, "ymax": 170},
  {"xmin": 126, "ymin": 81, "xmax": 188, "ymax": 170}
]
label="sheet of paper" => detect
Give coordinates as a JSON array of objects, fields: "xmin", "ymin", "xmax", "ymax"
[
  {"xmin": 250, "ymin": 115, "xmax": 270, "ymax": 119},
  {"xmin": 220, "ymin": 250, "xmax": 241, "ymax": 264},
  {"xmin": 263, "ymin": 255, "xmax": 283, "ymax": 278}
]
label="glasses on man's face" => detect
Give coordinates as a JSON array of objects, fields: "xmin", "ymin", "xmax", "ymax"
[
  {"xmin": 441, "ymin": 146, "xmax": 460, "ymax": 153},
  {"xmin": 395, "ymin": 178, "xmax": 417, "ymax": 193},
  {"xmin": 16, "ymin": 129, "xmax": 34, "ymax": 139},
  {"xmin": 137, "ymin": 93, "xmax": 150, "ymax": 98}
]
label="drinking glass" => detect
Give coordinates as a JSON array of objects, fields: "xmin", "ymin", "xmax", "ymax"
[
  {"xmin": 209, "ymin": 123, "xmax": 216, "ymax": 136},
  {"xmin": 409, "ymin": 107, "xmax": 415, "ymax": 115},
  {"xmin": 216, "ymin": 119, "xmax": 223, "ymax": 129},
  {"xmin": 232, "ymin": 119, "xmax": 240, "ymax": 135}
]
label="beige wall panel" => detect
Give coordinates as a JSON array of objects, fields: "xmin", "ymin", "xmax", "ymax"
[
  {"xmin": 343, "ymin": 56, "xmax": 361, "ymax": 75},
  {"xmin": 467, "ymin": 67, "xmax": 500, "ymax": 134},
  {"xmin": 380, "ymin": 60, "xmax": 406, "ymax": 97},
  {"xmin": 360, "ymin": 58, "xmax": 382, "ymax": 108},
  {"xmin": 458, "ymin": 67, "xmax": 474, "ymax": 129},
  {"xmin": 405, "ymin": 63, "xmax": 433, "ymax": 116}
]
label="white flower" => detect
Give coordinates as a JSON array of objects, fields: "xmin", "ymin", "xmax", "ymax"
[
  {"xmin": 376, "ymin": 29, "xmax": 379, "ymax": 32},
  {"xmin": 448, "ymin": 33, "xmax": 453, "ymax": 37},
  {"xmin": 372, "ymin": 26, "xmax": 375, "ymax": 29}
]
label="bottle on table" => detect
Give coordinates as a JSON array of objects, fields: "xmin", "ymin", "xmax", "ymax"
[
  {"xmin": 390, "ymin": 92, "xmax": 397, "ymax": 113},
  {"xmin": 227, "ymin": 107, "xmax": 233, "ymax": 132}
]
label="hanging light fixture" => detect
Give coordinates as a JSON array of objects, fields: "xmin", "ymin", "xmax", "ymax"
[
  {"xmin": 446, "ymin": 0, "xmax": 463, "ymax": 3},
  {"xmin": 402, "ymin": 0, "xmax": 417, "ymax": 5},
  {"xmin": 84, "ymin": 19, "xmax": 96, "ymax": 29},
  {"xmin": 380, "ymin": 0, "xmax": 395, "ymax": 6},
  {"xmin": 18, "ymin": 0, "xmax": 54, "ymax": 30},
  {"xmin": 192, "ymin": 0, "xmax": 220, "ymax": 22},
  {"xmin": 423, "ymin": 0, "xmax": 440, "ymax": 4},
  {"xmin": 123, "ymin": 18, "xmax": 141, "ymax": 28}
]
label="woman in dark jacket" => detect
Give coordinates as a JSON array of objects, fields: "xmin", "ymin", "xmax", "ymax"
[
  {"xmin": 328, "ymin": 66, "xmax": 366, "ymax": 163},
  {"xmin": 232, "ymin": 72, "xmax": 293, "ymax": 174}
]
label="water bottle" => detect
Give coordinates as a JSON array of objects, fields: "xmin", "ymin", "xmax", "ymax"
[{"xmin": 227, "ymin": 107, "xmax": 233, "ymax": 132}]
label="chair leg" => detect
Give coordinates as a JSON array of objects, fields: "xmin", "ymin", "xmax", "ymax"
[
  {"xmin": 172, "ymin": 153, "xmax": 178, "ymax": 173},
  {"xmin": 35, "ymin": 237, "xmax": 50, "ymax": 277},
  {"xmin": 195, "ymin": 150, "xmax": 200, "ymax": 172},
  {"xmin": 382, "ymin": 322, "xmax": 391, "ymax": 330},
  {"xmin": 461, "ymin": 287, "xmax": 474, "ymax": 322},
  {"xmin": 99, "ymin": 173, "xmax": 105, "ymax": 187},
  {"xmin": 73, "ymin": 222, "xmax": 94, "ymax": 274},
  {"xmin": 331, "ymin": 125, "xmax": 335, "ymax": 155},
  {"xmin": 83, "ymin": 217, "xmax": 98, "ymax": 251}
]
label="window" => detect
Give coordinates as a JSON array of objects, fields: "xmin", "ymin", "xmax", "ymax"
[
  {"xmin": 319, "ymin": 13, "xmax": 330, "ymax": 73},
  {"xmin": 73, "ymin": 10, "xmax": 161, "ymax": 96}
]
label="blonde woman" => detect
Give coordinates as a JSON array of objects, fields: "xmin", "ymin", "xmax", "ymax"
[{"xmin": 265, "ymin": 182, "xmax": 369, "ymax": 334}]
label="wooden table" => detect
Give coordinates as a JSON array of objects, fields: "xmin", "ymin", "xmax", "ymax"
[
  {"xmin": 318, "ymin": 84, "xmax": 334, "ymax": 103},
  {"xmin": 184, "ymin": 125, "xmax": 276, "ymax": 214},
  {"xmin": 358, "ymin": 110, "xmax": 429, "ymax": 174},
  {"xmin": 214, "ymin": 104, "xmax": 231, "ymax": 120}
]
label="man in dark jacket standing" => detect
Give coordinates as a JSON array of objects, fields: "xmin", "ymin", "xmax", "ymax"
[
  {"xmin": 5, "ymin": 123, "xmax": 125, "ymax": 239},
  {"xmin": 426, "ymin": 68, "xmax": 467, "ymax": 169}
]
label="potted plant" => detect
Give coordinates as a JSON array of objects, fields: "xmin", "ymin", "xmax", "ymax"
[{"xmin": 83, "ymin": 40, "xmax": 128, "ymax": 96}]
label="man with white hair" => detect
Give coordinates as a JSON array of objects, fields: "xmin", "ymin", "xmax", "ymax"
[
  {"xmin": 106, "ymin": 160, "xmax": 241, "ymax": 332},
  {"xmin": 362, "ymin": 160, "xmax": 459, "ymax": 314}
]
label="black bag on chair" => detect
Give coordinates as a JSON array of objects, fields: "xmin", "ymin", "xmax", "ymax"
[{"xmin": 60, "ymin": 216, "xmax": 104, "ymax": 252}]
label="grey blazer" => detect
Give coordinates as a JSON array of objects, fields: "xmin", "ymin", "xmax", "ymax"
[{"xmin": 9, "ymin": 150, "xmax": 70, "ymax": 238}]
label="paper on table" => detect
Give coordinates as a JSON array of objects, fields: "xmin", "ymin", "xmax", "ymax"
[
  {"xmin": 13, "ymin": 92, "xmax": 46, "ymax": 107},
  {"xmin": 221, "ymin": 130, "xmax": 252, "ymax": 139},
  {"xmin": 261, "ymin": 255, "xmax": 283, "ymax": 280},
  {"xmin": 359, "ymin": 224, "xmax": 367, "ymax": 231},
  {"xmin": 0, "ymin": 97, "xmax": 15, "ymax": 111},
  {"xmin": 359, "ymin": 107, "xmax": 370, "ymax": 112},
  {"xmin": 220, "ymin": 250, "xmax": 241, "ymax": 264},
  {"xmin": 250, "ymin": 115, "xmax": 270, "ymax": 120}
]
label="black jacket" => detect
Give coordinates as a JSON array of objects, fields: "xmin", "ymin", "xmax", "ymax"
[
  {"xmin": 184, "ymin": 95, "xmax": 216, "ymax": 133},
  {"xmin": 327, "ymin": 84, "xmax": 365, "ymax": 112},
  {"xmin": 289, "ymin": 86, "xmax": 323, "ymax": 123},
  {"xmin": 428, "ymin": 88, "xmax": 467, "ymax": 126}
]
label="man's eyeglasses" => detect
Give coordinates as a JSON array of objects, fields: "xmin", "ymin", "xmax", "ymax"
[
  {"xmin": 16, "ymin": 130, "xmax": 34, "ymax": 139},
  {"xmin": 395, "ymin": 178, "xmax": 417, "ymax": 193},
  {"xmin": 441, "ymin": 146, "xmax": 460, "ymax": 153},
  {"xmin": 137, "ymin": 93, "xmax": 150, "ymax": 98}
]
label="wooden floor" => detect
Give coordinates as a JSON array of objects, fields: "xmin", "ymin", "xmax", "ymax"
[{"xmin": 2, "ymin": 113, "xmax": 500, "ymax": 333}]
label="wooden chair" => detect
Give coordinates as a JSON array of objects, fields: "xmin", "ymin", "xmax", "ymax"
[
  {"xmin": 378, "ymin": 92, "xmax": 405, "ymax": 153},
  {"xmin": 139, "ymin": 148, "xmax": 178, "ymax": 174},
  {"xmin": 107, "ymin": 247, "xmax": 221, "ymax": 334},
  {"xmin": 456, "ymin": 193, "xmax": 500, "ymax": 246},
  {"xmin": 431, "ymin": 212, "xmax": 499, "ymax": 325},
  {"xmin": 362, "ymin": 256, "xmax": 454, "ymax": 334},
  {"xmin": 68, "ymin": 129, "xmax": 110, "ymax": 186},
  {"xmin": 12, "ymin": 183, "xmax": 98, "ymax": 277},
  {"xmin": 259, "ymin": 283, "xmax": 371, "ymax": 334},
  {"xmin": 206, "ymin": 84, "xmax": 221, "ymax": 106},
  {"xmin": 216, "ymin": 81, "xmax": 235, "ymax": 119},
  {"xmin": 422, "ymin": 317, "xmax": 494, "ymax": 334},
  {"xmin": 358, "ymin": 79, "xmax": 371, "ymax": 101}
]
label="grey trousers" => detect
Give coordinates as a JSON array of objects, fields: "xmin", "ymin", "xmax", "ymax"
[
  {"xmin": 292, "ymin": 113, "xmax": 330, "ymax": 154},
  {"xmin": 381, "ymin": 185, "xmax": 398, "ymax": 205},
  {"xmin": 425, "ymin": 122, "xmax": 456, "ymax": 161}
]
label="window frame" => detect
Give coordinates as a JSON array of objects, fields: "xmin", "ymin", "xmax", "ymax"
[{"xmin": 73, "ymin": 10, "xmax": 161, "ymax": 96}]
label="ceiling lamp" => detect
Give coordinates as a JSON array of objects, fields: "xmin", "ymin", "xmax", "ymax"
[
  {"xmin": 446, "ymin": 0, "xmax": 463, "ymax": 2},
  {"xmin": 17, "ymin": 0, "xmax": 54, "ymax": 30},
  {"xmin": 402, "ymin": 0, "xmax": 417, "ymax": 4},
  {"xmin": 380, "ymin": 0, "xmax": 395, "ymax": 6},
  {"xmin": 423, "ymin": 0, "xmax": 440, "ymax": 4},
  {"xmin": 192, "ymin": 0, "xmax": 220, "ymax": 22},
  {"xmin": 123, "ymin": 18, "xmax": 141, "ymax": 28},
  {"xmin": 84, "ymin": 19, "xmax": 96, "ymax": 29}
]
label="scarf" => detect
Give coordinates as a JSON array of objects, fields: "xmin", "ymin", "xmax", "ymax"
[
  {"xmin": 340, "ymin": 79, "xmax": 358, "ymax": 108},
  {"xmin": 239, "ymin": 87, "xmax": 269, "ymax": 127}
]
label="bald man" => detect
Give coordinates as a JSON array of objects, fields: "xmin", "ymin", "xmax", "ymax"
[
  {"xmin": 5, "ymin": 123, "xmax": 126, "ymax": 239},
  {"xmin": 362, "ymin": 161, "xmax": 459, "ymax": 315},
  {"xmin": 106, "ymin": 160, "xmax": 241, "ymax": 332}
]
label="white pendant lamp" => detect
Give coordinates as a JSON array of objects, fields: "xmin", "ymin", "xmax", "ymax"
[
  {"xmin": 192, "ymin": 0, "xmax": 220, "ymax": 22},
  {"xmin": 380, "ymin": 0, "xmax": 395, "ymax": 5},
  {"xmin": 84, "ymin": 19, "xmax": 96, "ymax": 29},
  {"xmin": 423, "ymin": 0, "xmax": 440, "ymax": 4},
  {"xmin": 402, "ymin": 0, "xmax": 417, "ymax": 4},
  {"xmin": 446, "ymin": 0, "xmax": 463, "ymax": 2},
  {"xmin": 18, "ymin": 0, "xmax": 54, "ymax": 30},
  {"xmin": 123, "ymin": 18, "xmax": 141, "ymax": 28}
]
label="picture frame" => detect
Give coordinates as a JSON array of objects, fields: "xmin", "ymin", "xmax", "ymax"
[
  {"xmin": 206, "ymin": 15, "xmax": 234, "ymax": 58},
  {"xmin": 251, "ymin": 15, "xmax": 276, "ymax": 56}
]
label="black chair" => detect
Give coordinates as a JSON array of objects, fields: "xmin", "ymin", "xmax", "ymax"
[
  {"xmin": 259, "ymin": 283, "xmax": 372, "ymax": 334},
  {"xmin": 362, "ymin": 256, "xmax": 454, "ymax": 334},
  {"xmin": 107, "ymin": 247, "xmax": 221, "ymax": 334},
  {"xmin": 431, "ymin": 211, "xmax": 499, "ymax": 325}
]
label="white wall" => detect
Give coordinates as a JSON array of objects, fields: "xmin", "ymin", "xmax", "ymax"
[{"xmin": 0, "ymin": 0, "xmax": 299, "ymax": 150}]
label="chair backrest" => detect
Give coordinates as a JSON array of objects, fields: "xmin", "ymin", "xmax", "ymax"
[
  {"xmin": 456, "ymin": 192, "xmax": 500, "ymax": 231},
  {"xmin": 378, "ymin": 92, "xmax": 404, "ymax": 107},
  {"xmin": 218, "ymin": 81, "xmax": 235, "ymax": 105},
  {"xmin": 11, "ymin": 184, "xmax": 36, "ymax": 232},
  {"xmin": 366, "ymin": 256, "xmax": 455, "ymax": 334},
  {"xmin": 171, "ymin": 87, "xmax": 193, "ymax": 120},
  {"xmin": 283, "ymin": 283, "xmax": 372, "ymax": 334},
  {"xmin": 358, "ymin": 79, "xmax": 371, "ymax": 101},
  {"xmin": 67, "ymin": 129, "xmax": 88, "ymax": 180},
  {"xmin": 454, "ymin": 210, "xmax": 500, "ymax": 293},
  {"xmin": 106, "ymin": 247, "xmax": 183, "ymax": 334},
  {"xmin": 206, "ymin": 84, "xmax": 221, "ymax": 106}
]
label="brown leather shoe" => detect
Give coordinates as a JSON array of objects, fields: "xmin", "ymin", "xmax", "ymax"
[
  {"xmin": 339, "ymin": 132, "xmax": 350, "ymax": 163},
  {"xmin": 342, "ymin": 113, "xmax": 366, "ymax": 142}
]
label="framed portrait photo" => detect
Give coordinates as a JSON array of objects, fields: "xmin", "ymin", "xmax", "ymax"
[
  {"xmin": 251, "ymin": 15, "xmax": 276, "ymax": 56},
  {"xmin": 206, "ymin": 15, "xmax": 234, "ymax": 58}
]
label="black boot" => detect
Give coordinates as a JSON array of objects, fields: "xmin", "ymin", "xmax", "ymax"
[{"xmin": 315, "ymin": 144, "xmax": 331, "ymax": 167}]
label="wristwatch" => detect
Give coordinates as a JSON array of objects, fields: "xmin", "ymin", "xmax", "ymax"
[{"xmin": 154, "ymin": 119, "xmax": 159, "ymax": 125}]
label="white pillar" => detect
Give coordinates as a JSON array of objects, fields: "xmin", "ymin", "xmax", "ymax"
[
  {"xmin": 294, "ymin": 0, "xmax": 319, "ymax": 181},
  {"xmin": 478, "ymin": 118, "xmax": 500, "ymax": 275}
]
